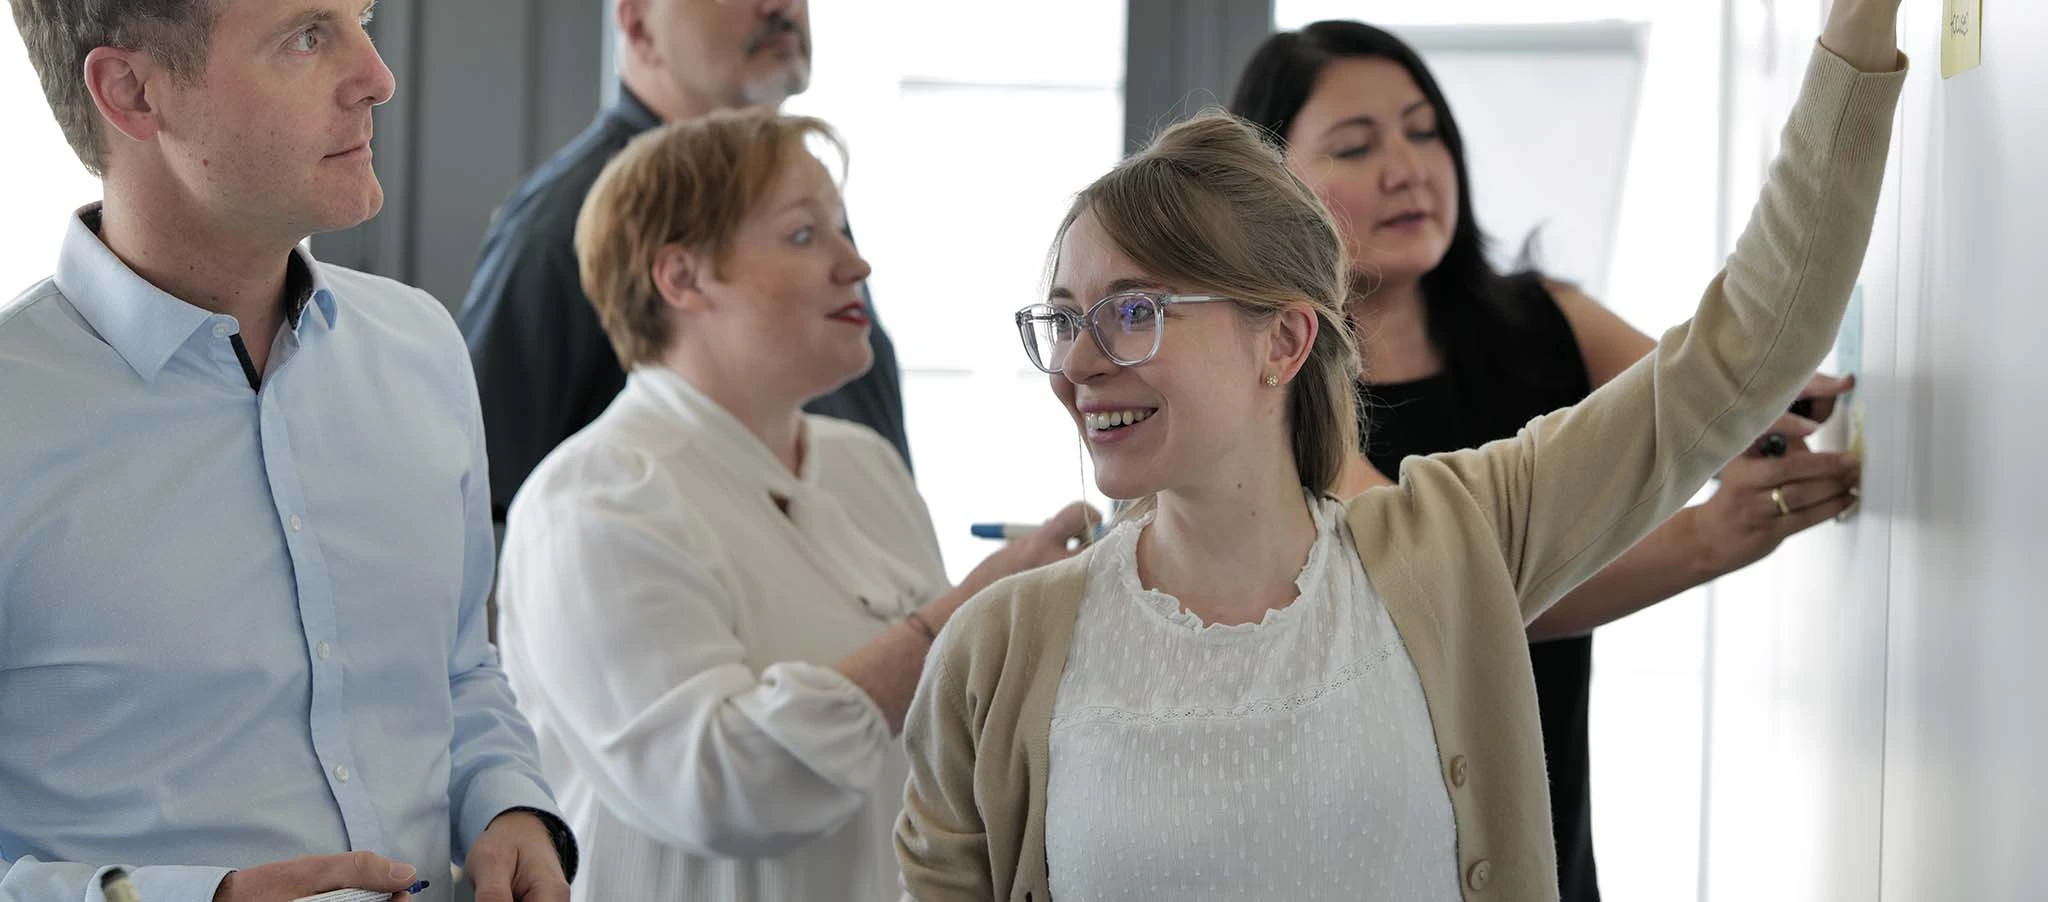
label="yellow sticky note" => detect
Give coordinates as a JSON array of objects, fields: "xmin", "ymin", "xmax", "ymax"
[{"xmin": 1943, "ymin": 0, "xmax": 1983, "ymax": 78}]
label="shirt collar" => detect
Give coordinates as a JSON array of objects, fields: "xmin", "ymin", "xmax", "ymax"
[
  {"xmin": 627, "ymin": 364, "xmax": 811, "ymax": 500},
  {"xmin": 296, "ymin": 250, "xmax": 342, "ymax": 330},
  {"xmin": 56, "ymin": 203, "xmax": 340, "ymax": 382},
  {"xmin": 609, "ymin": 85, "xmax": 662, "ymax": 134}
]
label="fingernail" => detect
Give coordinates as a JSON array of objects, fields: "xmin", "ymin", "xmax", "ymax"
[{"xmin": 391, "ymin": 864, "xmax": 418, "ymax": 882}]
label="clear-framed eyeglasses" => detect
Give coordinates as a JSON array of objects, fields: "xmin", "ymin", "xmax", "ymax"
[{"xmin": 1014, "ymin": 292, "xmax": 1232, "ymax": 375}]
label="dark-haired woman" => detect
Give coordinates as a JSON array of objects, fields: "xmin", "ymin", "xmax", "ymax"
[{"xmin": 1230, "ymin": 20, "xmax": 1861, "ymax": 900}]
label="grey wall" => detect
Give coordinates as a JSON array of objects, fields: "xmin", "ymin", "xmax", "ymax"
[
  {"xmin": 315, "ymin": 0, "xmax": 608, "ymax": 310},
  {"xmin": 1123, "ymin": 0, "xmax": 1273, "ymax": 153}
]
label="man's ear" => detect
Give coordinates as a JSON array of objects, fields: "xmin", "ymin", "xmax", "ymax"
[
  {"xmin": 652, "ymin": 244, "xmax": 708, "ymax": 313},
  {"xmin": 1265, "ymin": 302, "xmax": 1321, "ymax": 385},
  {"xmin": 615, "ymin": 0, "xmax": 662, "ymax": 68},
  {"xmin": 83, "ymin": 46, "xmax": 163, "ymax": 149}
]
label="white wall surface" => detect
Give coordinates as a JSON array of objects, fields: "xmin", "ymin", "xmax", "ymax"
[
  {"xmin": 1704, "ymin": 1, "xmax": 2048, "ymax": 899},
  {"xmin": 1879, "ymin": 0, "xmax": 2048, "ymax": 896}
]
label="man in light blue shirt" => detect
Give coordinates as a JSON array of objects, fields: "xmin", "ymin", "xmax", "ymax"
[{"xmin": 0, "ymin": 2, "xmax": 574, "ymax": 901}]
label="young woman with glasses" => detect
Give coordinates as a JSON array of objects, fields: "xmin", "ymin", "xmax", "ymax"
[{"xmin": 894, "ymin": 2, "xmax": 1905, "ymax": 899}]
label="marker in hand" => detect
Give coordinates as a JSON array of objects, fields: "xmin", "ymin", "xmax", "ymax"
[
  {"xmin": 971, "ymin": 522, "xmax": 1107, "ymax": 543},
  {"xmin": 289, "ymin": 882, "xmax": 429, "ymax": 902}
]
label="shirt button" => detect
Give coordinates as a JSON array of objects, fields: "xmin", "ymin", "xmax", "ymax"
[
  {"xmin": 1448, "ymin": 755, "xmax": 1470, "ymax": 787},
  {"xmin": 316, "ymin": 641, "xmax": 331, "ymax": 661},
  {"xmin": 1467, "ymin": 859, "xmax": 1493, "ymax": 892},
  {"xmin": 211, "ymin": 322, "xmax": 232, "ymax": 338},
  {"xmin": 334, "ymin": 764, "xmax": 351, "ymax": 783},
  {"xmin": 289, "ymin": 514, "xmax": 304, "ymax": 532}
]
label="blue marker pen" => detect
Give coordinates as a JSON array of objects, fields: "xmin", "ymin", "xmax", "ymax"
[{"xmin": 970, "ymin": 523, "xmax": 1107, "ymax": 542}]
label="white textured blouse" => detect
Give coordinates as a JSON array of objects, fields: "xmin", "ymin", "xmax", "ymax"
[
  {"xmin": 1045, "ymin": 496, "xmax": 1463, "ymax": 900},
  {"xmin": 496, "ymin": 365, "xmax": 947, "ymax": 902}
]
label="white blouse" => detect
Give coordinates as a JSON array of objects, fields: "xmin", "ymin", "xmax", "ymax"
[
  {"xmin": 1045, "ymin": 496, "xmax": 1463, "ymax": 900},
  {"xmin": 497, "ymin": 365, "xmax": 947, "ymax": 902}
]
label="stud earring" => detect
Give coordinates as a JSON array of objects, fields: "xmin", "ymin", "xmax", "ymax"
[{"xmin": 1265, "ymin": 374, "xmax": 1279, "ymax": 387}]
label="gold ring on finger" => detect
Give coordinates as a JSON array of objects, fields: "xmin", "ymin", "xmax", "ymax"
[{"xmin": 1771, "ymin": 486, "xmax": 1792, "ymax": 517}]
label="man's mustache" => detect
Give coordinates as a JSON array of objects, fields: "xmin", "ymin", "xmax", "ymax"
[{"xmin": 746, "ymin": 16, "xmax": 809, "ymax": 56}]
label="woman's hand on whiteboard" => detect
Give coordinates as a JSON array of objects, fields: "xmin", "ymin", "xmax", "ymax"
[
  {"xmin": 1689, "ymin": 448, "xmax": 1862, "ymax": 579},
  {"xmin": 1821, "ymin": 0, "xmax": 1905, "ymax": 74}
]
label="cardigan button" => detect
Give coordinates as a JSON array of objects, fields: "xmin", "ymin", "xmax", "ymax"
[
  {"xmin": 1448, "ymin": 755, "xmax": 1470, "ymax": 787},
  {"xmin": 1466, "ymin": 858, "xmax": 1493, "ymax": 891}
]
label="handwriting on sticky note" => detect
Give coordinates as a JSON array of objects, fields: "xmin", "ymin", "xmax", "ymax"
[{"xmin": 1943, "ymin": 0, "xmax": 1983, "ymax": 78}]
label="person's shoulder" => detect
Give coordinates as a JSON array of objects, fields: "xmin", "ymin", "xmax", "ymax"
[
  {"xmin": 511, "ymin": 422, "xmax": 679, "ymax": 521},
  {"xmin": 461, "ymin": 138, "xmax": 619, "ymax": 319},
  {"xmin": 0, "ymin": 278, "xmax": 68, "ymax": 346},
  {"xmin": 1488, "ymin": 270, "xmax": 1563, "ymax": 317},
  {"xmin": 318, "ymin": 263, "xmax": 469, "ymax": 345},
  {"xmin": 0, "ymin": 281, "xmax": 98, "ymax": 412},
  {"xmin": 314, "ymin": 262, "xmax": 480, "ymax": 388},
  {"xmin": 932, "ymin": 548, "xmax": 1095, "ymax": 675},
  {"xmin": 1342, "ymin": 445, "xmax": 1528, "ymax": 570},
  {"xmin": 1347, "ymin": 459, "xmax": 1474, "ymax": 529},
  {"xmin": 0, "ymin": 280, "xmax": 128, "ymax": 388},
  {"xmin": 318, "ymin": 262, "xmax": 451, "ymax": 323},
  {"xmin": 516, "ymin": 384, "xmax": 723, "ymax": 509},
  {"xmin": 488, "ymin": 117, "xmax": 635, "ymax": 246},
  {"xmin": 807, "ymin": 415, "xmax": 922, "ymax": 500},
  {"xmin": 806, "ymin": 415, "xmax": 907, "ymax": 470}
]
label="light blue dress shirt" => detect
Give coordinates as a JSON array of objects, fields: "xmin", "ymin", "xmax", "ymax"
[{"xmin": 0, "ymin": 207, "xmax": 563, "ymax": 902}]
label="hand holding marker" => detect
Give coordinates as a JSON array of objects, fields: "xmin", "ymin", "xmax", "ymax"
[
  {"xmin": 289, "ymin": 882, "xmax": 430, "ymax": 902},
  {"xmin": 971, "ymin": 521, "xmax": 1107, "ymax": 545},
  {"xmin": 1753, "ymin": 373, "xmax": 1856, "ymax": 458}
]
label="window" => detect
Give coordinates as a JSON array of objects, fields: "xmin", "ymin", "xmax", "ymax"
[
  {"xmin": 0, "ymin": 16, "xmax": 101, "ymax": 303},
  {"xmin": 785, "ymin": 0, "xmax": 1126, "ymax": 581}
]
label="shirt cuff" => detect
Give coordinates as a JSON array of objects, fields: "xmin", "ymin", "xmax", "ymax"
[
  {"xmin": 502, "ymin": 806, "xmax": 580, "ymax": 883},
  {"xmin": 456, "ymin": 768, "xmax": 568, "ymax": 868},
  {"xmin": 127, "ymin": 865, "xmax": 233, "ymax": 902}
]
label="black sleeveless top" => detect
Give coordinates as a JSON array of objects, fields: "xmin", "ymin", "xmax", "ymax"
[{"xmin": 1358, "ymin": 275, "xmax": 1601, "ymax": 902}]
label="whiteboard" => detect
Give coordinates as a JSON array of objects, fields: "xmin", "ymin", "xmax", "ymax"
[
  {"xmin": 1702, "ymin": 1, "xmax": 2048, "ymax": 899},
  {"xmin": 1879, "ymin": 0, "xmax": 2048, "ymax": 896},
  {"xmin": 1391, "ymin": 23, "xmax": 1647, "ymax": 295}
]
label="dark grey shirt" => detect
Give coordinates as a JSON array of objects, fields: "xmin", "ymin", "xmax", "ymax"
[{"xmin": 457, "ymin": 88, "xmax": 909, "ymax": 519}]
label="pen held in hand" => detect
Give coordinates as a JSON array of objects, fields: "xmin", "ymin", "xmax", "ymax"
[
  {"xmin": 288, "ymin": 881, "xmax": 429, "ymax": 902},
  {"xmin": 970, "ymin": 522, "xmax": 1107, "ymax": 543}
]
